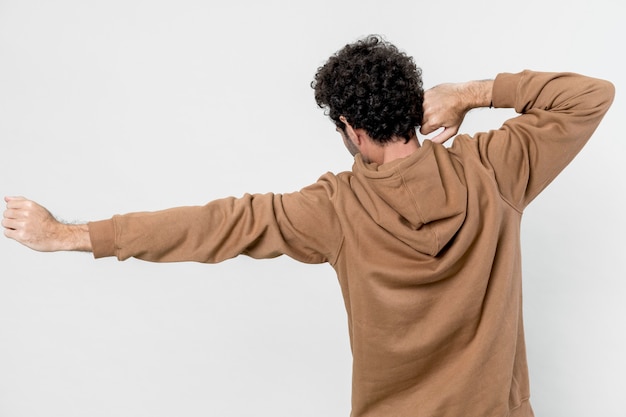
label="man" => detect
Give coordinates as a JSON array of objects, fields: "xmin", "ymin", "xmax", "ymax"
[{"xmin": 2, "ymin": 35, "xmax": 615, "ymax": 417}]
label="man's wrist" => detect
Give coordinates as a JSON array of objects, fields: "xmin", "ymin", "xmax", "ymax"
[
  {"xmin": 58, "ymin": 223, "xmax": 92, "ymax": 252},
  {"xmin": 459, "ymin": 79, "xmax": 494, "ymax": 110}
]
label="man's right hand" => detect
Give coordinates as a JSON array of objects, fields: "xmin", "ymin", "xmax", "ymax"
[{"xmin": 2, "ymin": 196, "xmax": 92, "ymax": 252}]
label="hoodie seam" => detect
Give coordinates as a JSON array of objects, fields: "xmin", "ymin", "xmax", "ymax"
[
  {"xmin": 112, "ymin": 215, "xmax": 122, "ymax": 260},
  {"xmin": 329, "ymin": 235, "xmax": 345, "ymax": 267},
  {"xmin": 498, "ymin": 191, "xmax": 524, "ymax": 215},
  {"xmin": 398, "ymin": 169, "xmax": 439, "ymax": 255}
]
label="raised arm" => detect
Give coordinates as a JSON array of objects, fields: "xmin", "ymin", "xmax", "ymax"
[
  {"xmin": 421, "ymin": 71, "xmax": 614, "ymax": 208},
  {"xmin": 482, "ymin": 71, "xmax": 614, "ymax": 207},
  {"xmin": 2, "ymin": 196, "xmax": 92, "ymax": 252}
]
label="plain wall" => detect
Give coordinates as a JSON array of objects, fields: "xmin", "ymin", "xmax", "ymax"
[{"xmin": 1, "ymin": 1, "xmax": 624, "ymax": 416}]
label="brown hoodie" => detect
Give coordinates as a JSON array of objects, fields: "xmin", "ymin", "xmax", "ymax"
[{"xmin": 89, "ymin": 71, "xmax": 615, "ymax": 417}]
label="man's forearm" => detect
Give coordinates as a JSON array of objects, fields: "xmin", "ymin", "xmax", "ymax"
[{"xmin": 458, "ymin": 79, "xmax": 494, "ymax": 110}]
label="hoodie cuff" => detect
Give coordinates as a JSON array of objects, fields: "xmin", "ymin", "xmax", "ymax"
[
  {"xmin": 88, "ymin": 219, "xmax": 116, "ymax": 259},
  {"xmin": 492, "ymin": 71, "xmax": 522, "ymax": 109}
]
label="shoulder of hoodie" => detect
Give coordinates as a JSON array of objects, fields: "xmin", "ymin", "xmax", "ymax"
[
  {"xmin": 295, "ymin": 169, "xmax": 356, "ymax": 204},
  {"xmin": 447, "ymin": 134, "xmax": 483, "ymax": 157},
  {"xmin": 445, "ymin": 132, "xmax": 503, "ymax": 169}
]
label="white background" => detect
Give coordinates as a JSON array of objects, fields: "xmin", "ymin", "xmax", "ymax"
[{"xmin": 1, "ymin": 1, "xmax": 624, "ymax": 416}]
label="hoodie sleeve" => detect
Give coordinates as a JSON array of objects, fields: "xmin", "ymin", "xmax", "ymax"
[
  {"xmin": 477, "ymin": 70, "xmax": 614, "ymax": 209},
  {"xmin": 88, "ymin": 173, "xmax": 343, "ymax": 265}
]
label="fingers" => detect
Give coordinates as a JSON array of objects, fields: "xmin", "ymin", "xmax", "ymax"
[
  {"xmin": 429, "ymin": 126, "xmax": 459, "ymax": 144},
  {"xmin": 419, "ymin": 122, "xmax": 437, "ymax": 137},
  {"xmin": 5, "ymin": 196, "xmax": 28, "ymax": 209},
  {"xmin": 420, "ymin": 110, "xmax": 463, "ymax": 143},
  {"xmin": 5, "ymin": 196, "xmax": 25, "ymax": 202},
  {"xmin": 3, "ymin": 199, "xmax": 18, "ymax": 236},
  {"xmin": 3, "ymin": 196, "xmax": 32, "ymax": 234},
  {"xmin": 4, "ymin": 197, "xmax": 45, "ymax": 219},
  {"xmin": 3, "ymin": 227, "xmax": 18, "ymax": 241},
  {"xmin": 420, "ymin": 121, "xmax": 459, "ymax": 144},
  {"xmin": 420, "ymin": 113, "xmax": 448, "ymax": 136},
  {"xmin": 2, "ymin": 206, "xmax": 20, "ymax": 240},
  {"xmin": 3, "ymin": 222, "xmax": 20, "ymax": 241},
  {"xmin": 2, "ymin": 209, "xmax": 19, "ymax": 223}
]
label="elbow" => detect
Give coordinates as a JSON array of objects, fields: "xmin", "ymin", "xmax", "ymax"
[{"xmin": 595, "ymin": 78, "xmax": 616, "ymax": 113}]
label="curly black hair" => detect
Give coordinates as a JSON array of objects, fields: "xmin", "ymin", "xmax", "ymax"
[{"xmin": 312, "ymin": 35, "xmax": 424, "ymax": 144}]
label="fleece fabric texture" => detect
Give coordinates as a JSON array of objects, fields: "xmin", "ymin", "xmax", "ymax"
[{"xmin": 89, "ymin": 71, "xmax": 614, "ymax": 417}]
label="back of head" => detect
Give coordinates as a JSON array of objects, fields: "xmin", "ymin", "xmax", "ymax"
[{"xmin": 312, "ymin": 35, "xmax": 424, "ymax": 144}]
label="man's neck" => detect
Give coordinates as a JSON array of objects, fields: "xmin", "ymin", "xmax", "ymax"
[{"xmin": 378, "ymin": 136, "xmax": 421, "ymax": 165}]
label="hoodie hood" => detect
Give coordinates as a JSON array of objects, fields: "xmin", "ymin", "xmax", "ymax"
[{"xmin": 351, "ymin": 140, "xmax": 467, "ymax": 256}]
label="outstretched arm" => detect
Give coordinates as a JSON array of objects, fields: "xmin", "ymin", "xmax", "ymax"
[
  {"xmin": 420, "ymin": 79, "xmax": 493, "ymax": 144},
  {"xmin": 4, "ymin": 181, "xmax": 343, "ymax": 264},
  {"xmin": 2, "ymin": 196, "xmax": 92, "ymax": 252}
]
